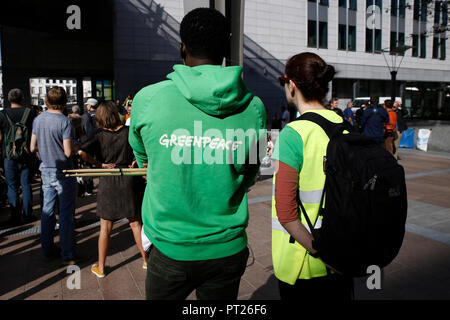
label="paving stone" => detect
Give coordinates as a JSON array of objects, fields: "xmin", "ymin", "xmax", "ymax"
[
  {"xmin": 62, "ymin": 289, "xmax": 104, "ymax": 300},
  {"xmin": 242, "ymin": 261, "xmax": 273, "ymax": 292},
  {"xmin": 238, "ymin": 278, "xmax": 257, "ymax": 298}
]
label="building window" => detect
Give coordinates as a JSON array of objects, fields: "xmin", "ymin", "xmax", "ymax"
[
  {"xmin": 366, "ymin": 29, "xmax": 373, "ymax": 52},
  {"xmin": 414, "ymin": 0, "xmax": 420, "ymax": 20},
  {"xmin": 390, "ymin": 32, "xmax": 397, "ymax": 51},
  {"xmin": 390, "ymin": 32, "xmax": 405, "ymax": 55},
  {"xmin": 399, "ymin": 33, "xmax": 405, "ymax": 46},
  {"xmin": 339, "ymin": 24, "xmax": 346, "ymax": 50},
  {"xmin": 339, "ymin": 25, "xmax": 356, "ymax": 51},
  {"xmin": 366, "ymin": 29, "xmax": 382, "ymax": 52},
  {"xmin": 412, "ymin": 34, "xmax": 419, "ymax": 56},
  {"xmin": 391, "ymin": 0, "xmax": 397, "ymax": 16},
  {"xmin": 348, "ymin": 25, "xmax": 356, "ymax": 51},
  {"xmin": 307, "ymin": 0, "xmax": 328, "ymax": 49},
  {"xmin": 443, "ymin": 2, "xmax": 448, "ymax": 26},
  {"xmin": 435, "ymin": 1, "xmax": 441, "ymax": 24},
  {"xmin": 433, "ymin": 37, "xmax": 440, "ymax": 58},
  {"xmin": 366, "ymin": 0, "xmax": 382, "ymax": 53},
  {"xmin": 441, "ymin": 39, "xmax": 446, "ymax": 60},
  {"xmin": 308, "ymin": 20, "xmax": 317, "ymax": 47},
  {"xmin": 341, "ymin": 0, "xmax": 356, "ymax": 10},
  {"xmin": 339, "ymin": 1, "xmax": 357, "ymax": 51},
  {"xmin": 319, "ymin": 22, "xmax": 328, "ymax": 49},
  {"xmin": 412, "ymin": 0, "xmax": 429, "ymax": 59},
  {"xmin": 413, "ymin": 0, "xmax": 428, "ymax": 21},
  {"xmin": 432, "ymin": 1, "xmax": 447, "ymax": 60},
  {"xmin": 420, "ymin": 34, "xmax": 426, "ymax": 58},
  {"xmin": 399, "ymin": 0, "xmax": 406, "ymax": 18},
  {"xmin": 391, "ymin": 0, "xmax": 406, "ymax": 18},
  {"xmin": 375, "ymin": 29, "xmax": 382, "ymax": 51},
  {"xmin": 390, "ymin": 1, "xmax": 406, "ymax": 55},
  {"xmin": 420, "ymin": 1, "xmax": 428, "ymax": 22}
]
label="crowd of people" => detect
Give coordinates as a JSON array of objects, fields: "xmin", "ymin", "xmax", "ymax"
[
  {"xmin": 0, "ymin": 7, "xmax": 408, "ymax": 301},
  {"xmin": 324, "ymin": 96, "xmax": 408, "ymax": 159}
]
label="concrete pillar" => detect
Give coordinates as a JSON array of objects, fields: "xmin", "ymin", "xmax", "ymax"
[
  {"xmin": 227, "ymin": 0, "xmax": 244, "ymax": 67},
  {"xmin": 327, "ymin": 80, "xmax": 333, "ymax": 102},
  {"xmin": 399, "ymin": 83, "xmax": 405, "ymax": 103},
  {"xmin": 437, "ymin": 88, "xmax": 444, "ymax": 116},
  {"xmin": 76, "ymin": 76, "xmax": 84, "ymax": 108},
  {"xmin": 2, "ymin": 71, "xmax": 31, "ymax": 107},
  {"xmin": 353, "ymin": 80, "xmax": 359, "ymax": 99},
  {"xmin": 91, "ymin": 78, "xmax": 97, "ymax": 99}
]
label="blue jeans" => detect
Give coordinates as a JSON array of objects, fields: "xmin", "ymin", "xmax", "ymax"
[
  {"xmin": 40, "ymin": 169, "xmax": 77, "ymax": 260},
  {"xmin": 4, "ymin": 158, "xmax": 33, "ymax": 218}
]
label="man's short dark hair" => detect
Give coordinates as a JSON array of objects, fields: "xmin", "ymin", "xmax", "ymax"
[
  {"xmin": 8, "ymin": 88, "xmax": 24, "ymax": 104},
  {"xmin": 180, "ymin": 8, "xmax": 229, "ymax": 63},
  {"xmin": 370, "ymin": 96, "xmax": 379, "ymax": 106},
  {"xmin": 384, "ymin": 99, "xmax": 394, "ymax": 109}
]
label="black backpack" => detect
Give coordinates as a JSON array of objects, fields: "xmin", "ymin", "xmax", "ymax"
[
  {"xmin": 2, "ymin": 108, "xmax": 32, "ymax": 160},
  {"xmin": 298, "ymin": 112, "xmax": 407, "ymax": 277}
]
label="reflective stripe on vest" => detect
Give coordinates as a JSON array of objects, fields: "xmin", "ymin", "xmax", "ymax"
[
  {"xmin": 272, "ymin": 110, "xmax": 343, "ymax": 284},
  {"xmin": 271, "ymin": 216, "xmax": 322, "ymax": 235}
]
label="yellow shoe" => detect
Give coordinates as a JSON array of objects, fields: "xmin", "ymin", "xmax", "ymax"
[
  {"xmin": 91, "ymin": 264, "xmax": 105, "ymax": 278},
  {"xmin": 142, "ymin": 261, "xmax": 147, "ymax": 270}
]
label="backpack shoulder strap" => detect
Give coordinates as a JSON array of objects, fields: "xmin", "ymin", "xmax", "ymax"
[
  {"xmin": 2, "ymin": 108, "xmax": 31, "ymax": 127},
  {"xmin": 19, "ymin": 108, "xmax": 31, "ymax": 125},
  {"xmin": 296, "ymin": 112, "xmax": 344, "ymax": 139}
]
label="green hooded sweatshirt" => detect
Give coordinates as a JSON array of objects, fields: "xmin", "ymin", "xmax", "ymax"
[{"xmin": 129, "ymin": 64, "xmax": 267, "ymax": 261}]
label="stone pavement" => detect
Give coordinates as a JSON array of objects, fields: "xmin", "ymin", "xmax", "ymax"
[{"xmin": 0, "ymin": 148, "xmax": 449, "ymax": 300}]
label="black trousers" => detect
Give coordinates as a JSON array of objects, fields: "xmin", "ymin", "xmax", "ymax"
[
  {"xmin": 278, "ymin": 273, "xmax": 354, "ymax": 301},
  {"xmin": 145, "ymin": 245, "xmax": 249, "ymax": 300}
]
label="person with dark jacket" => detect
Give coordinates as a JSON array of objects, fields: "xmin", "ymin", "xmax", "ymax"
[
  {"xmin": 81, "ymin": 98, "xmax": 98, "ymax": 143},
  {"xmin": 355, "ymin": 103, "xmax": 368, "ymax": 133},
  {"xmin": 393, "ymin": 101, "xmax": 408, "ymax": 160},
  {"xmin": 80, "ymin": 98, "xmax": 98, "ymax": 196},
  {"xmin": 361, "ymin": 96, "xmax": 389, "ymax": 145},
  {"xmin": 329, "ymin": 98, "xmax": 344, "ymax": 118}
]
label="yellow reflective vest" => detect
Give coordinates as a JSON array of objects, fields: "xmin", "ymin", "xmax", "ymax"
[{"xmin": 272, "ymin": 109, "xmax": 343, "ymax": 285}]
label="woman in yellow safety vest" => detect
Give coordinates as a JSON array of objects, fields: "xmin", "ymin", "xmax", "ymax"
[{"xmin": 271, "ymin": 52, "xmax": 353, "ymax": 300}]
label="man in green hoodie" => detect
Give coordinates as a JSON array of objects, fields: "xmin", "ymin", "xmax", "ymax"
[{"xmin": 129, "ymin": 8, "xmax": 267, "ymax": 300}]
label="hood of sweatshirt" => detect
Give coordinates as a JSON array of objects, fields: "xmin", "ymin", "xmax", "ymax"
[{"xmin": 167, "ymin": 64, "xmax": 253, "ymax": 117}]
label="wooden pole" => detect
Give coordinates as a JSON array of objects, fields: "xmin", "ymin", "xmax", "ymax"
[{"xmin": 63, "ymin": 168, "xmax": 147, "ymax": 177}]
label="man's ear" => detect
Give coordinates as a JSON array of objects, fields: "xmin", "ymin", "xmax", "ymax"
[{"xmin": 179, "ymin": 43, "xmax": 187, "ymax": 61}]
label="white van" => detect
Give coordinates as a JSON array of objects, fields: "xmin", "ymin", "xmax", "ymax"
[{"xmin": 352, "ymin": 97, "xmax": 402, "ymax": 113}]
